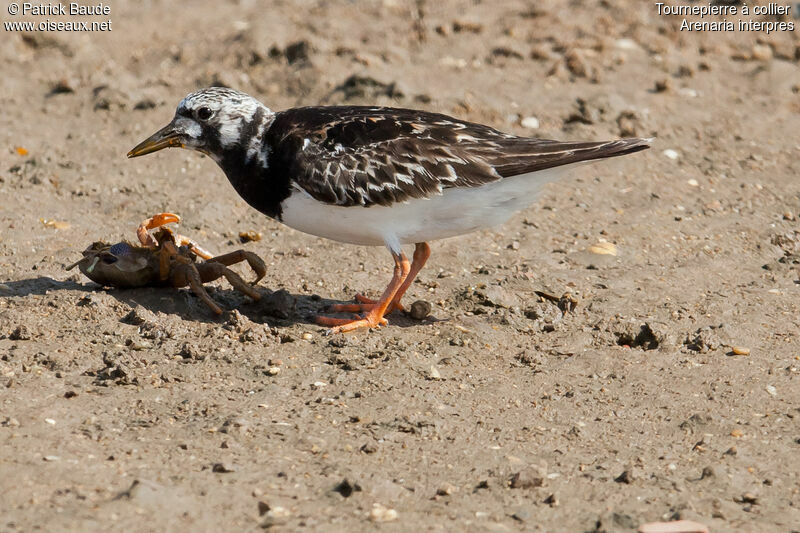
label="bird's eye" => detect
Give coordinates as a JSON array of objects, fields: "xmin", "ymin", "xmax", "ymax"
[{"xmin": 196, "ymin": 106, "xmax": 214, "ymax": 121}]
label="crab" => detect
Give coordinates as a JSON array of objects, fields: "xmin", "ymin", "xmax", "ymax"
[{"xmin": 67, "ymin": 213, "xmax": 266, "ymax": 314}]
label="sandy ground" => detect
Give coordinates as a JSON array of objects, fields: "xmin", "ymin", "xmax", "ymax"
[{"xmin": 2, "ymin": 1, "xmax": 800, "ymax": 531}]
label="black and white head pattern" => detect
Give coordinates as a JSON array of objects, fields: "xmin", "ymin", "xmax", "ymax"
[{"xmin": 173, "ymin": 87, "xmax": 275, "ymax": 168}]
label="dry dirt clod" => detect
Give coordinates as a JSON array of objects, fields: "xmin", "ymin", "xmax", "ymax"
[
  {"xmin": 9, "ymin": 325, "xmax": 31, "ymax": 341},
  {"xmin": 211, "ymin": 462, "xmax": 236, "ymax": 473},
  {"xmin": 509, "ymin": 467, "xmax": 544, "ymax": 489},
  {"xmin": 408, "ymin": 300, "xmax": 432, "ymax": 320}
]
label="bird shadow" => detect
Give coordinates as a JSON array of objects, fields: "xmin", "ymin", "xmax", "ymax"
[{"xmin": 2, "ymin": 276, "xmax": 430, "ymax": 331}]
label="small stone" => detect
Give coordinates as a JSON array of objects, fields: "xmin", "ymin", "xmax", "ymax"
[
  {"xmin": 9, "ymin": 325, "xmax": 31, "ymax": 341},
  {"xmin": 3, "ymin": 417, "xmax": 20, "ymax": 427},
  {"xmin": 511, "ymin": 508, "xmax": 531, "ymax": 522},
  {"xmin": 428, "ymin": 365, "xmax": 441, "ymax": 380},
  {"xmin": 409, "ymin": 300, "xmax": 431, "ymax": 320},
  {"xmin": 257, "ymin": 501, "xmax": 271, "ymax": 516},
  {"xmin": 738, "ymin": 492, "xmax": 758, "ymax": 505},
  {"xmin": 285, "ymin": 40, "xmax": 312, "ymax": 64},
  {"xmin": 43, "ymin": 455, "xmax": 60, "ymax": 462},
  {"xmin": 44, "ymin": 418, "xmax": 56, "ymax": 425},
  {"xmin": 588, "ymin": 241, "xmax": 617, "ymax": 256},
  {"xmin": 700, "ymin": 466, "xmax": 715, "ymax": 479},
  {"xmin": 638, "ymin": 520, "xmax": 709, "ymax": 533},
  {"xmin": 369, "ymin": 503, "xmax": 398, "ymax": 522},
  {"xmin": 724, "ymin": 446, "xmax": 737, "ymax": 456},
  {"xmin": 783, "ymin": 211, "xmax": 795, "ymax": 221},
  {"xmin": 615, "ymin": 38, "xmax": 639, "ymax": 50},
  {"xmin": 520, "ymin": 116, "xmax": 539, "ymax": 129},
  {"xmin": 615, "ymin": 470, "xmax": 634, "ymax": 484},
  {"xmin": 261, "ymin": 289, "xmax": 295, "ymax": 319},
  {"xmin": 510, "ymin": 467, "xmax": 544, "ymax": 489},
  {"xmin": 301, "ymin": 332, "xmax": 313, "ymax": 341},
  {"xmin": 311, "ymin": 381, "xmax": 326, "ymax": 389},
  {"xmin": 765, "ymin": 385, "xmax": 777, "ymax": 397},
  {"xmin": 436, "ymin": 483, "xmax": 457, "ymax": 496},
  {"xmin": 687, "ymin": 179, "xmax": 699, "ymax": 187},
  {"xmin": 730, "ymin": 429, "xmax": 743, "ymax": 438},
  {"xmin": 212, "ymin": 462, "xmax": 236, "ymax": 473},
  {"xmin": 731, "ymin": 346, "xmax": 750, "ymax": 356},
  {"xmin": 543, "ymin": 493, "xmax": 559, "ymax": 507},
  {"xmin": 266, "ymin": 366, "xmax": 281, "ymax": 376},
  {"xmin": 332, "ymin": 478, "xmax": 361, "ymax": 498},
  {"xmin": 654, "ymin": 78, "xmax": 672, "ymax": 93},
  {"xmin": 751, "ymin": 44, "xmax": 772, "ymax": 61},
  {"xmin": 663, "ymin": 149, "xmax": 680, "ymax": 160}
]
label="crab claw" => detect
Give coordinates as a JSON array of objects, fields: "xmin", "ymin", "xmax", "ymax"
[{"xmin": 137, "ymin": 212, "xmax": 181, "ymax": 248}]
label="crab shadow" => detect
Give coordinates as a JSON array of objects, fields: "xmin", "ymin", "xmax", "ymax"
[
  {"xmin": 103, "ymin": 285, "xmax": 426, "ymax": 330},
  {"xmin": 3, "ymin": 276, "xmax": 425, "ymax": 330}
]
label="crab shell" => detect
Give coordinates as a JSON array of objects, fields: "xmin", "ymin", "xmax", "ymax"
[{"xmin": 74, "ymin": 241, "xmax": 162, "ymax": 288}]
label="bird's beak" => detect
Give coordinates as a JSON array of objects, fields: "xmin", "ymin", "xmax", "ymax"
[{"xmin": 127, "ymin": 121, "xmax": 184, "ymax": 158}]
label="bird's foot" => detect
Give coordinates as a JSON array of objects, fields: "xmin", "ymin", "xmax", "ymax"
[
  {"xmin": 316, "ymin": 312, "xmax": 389, "ymax": 335},
  {"xmin": 327, "ymin": 293, "xmax": 405, "ymax": 314}
]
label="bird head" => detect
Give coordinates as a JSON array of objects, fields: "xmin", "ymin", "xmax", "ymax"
[{"xmin": 127, "ymin": 87, "xmax": 271, "ymax": 162}]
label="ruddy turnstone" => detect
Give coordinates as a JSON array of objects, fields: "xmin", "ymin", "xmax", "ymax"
[{"xmin": 128, "ymin": 87, "xmax": 650, "ymax": 333}]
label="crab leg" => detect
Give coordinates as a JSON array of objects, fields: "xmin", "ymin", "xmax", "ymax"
[
  {"xmin": 205, "ymin": 250, "xmax": 267, "ymax": 284},
  {"xmin": 174, "ymin": 263, "xmax": 224, "ymax": 315},
  {"xmin": 199, "ymin": 262, "xmax": 262, "ymax": 301},
  {"xmin": 173, "ymin": 235, "xmax": 214, "ymax": 260}
]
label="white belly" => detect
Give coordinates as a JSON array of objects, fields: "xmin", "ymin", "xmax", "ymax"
[{"xmin": 280, "ymin": 168, "xmax": 566, "ymax": 251}]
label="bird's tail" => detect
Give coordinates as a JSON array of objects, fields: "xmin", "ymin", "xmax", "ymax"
[{"xmin": 491, "ymin": 137, "xmax": 652, "ymax": 177}]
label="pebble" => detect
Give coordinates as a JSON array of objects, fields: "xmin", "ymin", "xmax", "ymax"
[
  {"xmin": 687, "ymin": 179, "xmax": 699, "ymax": 187},
  {"xmin": 751, "ymin": 44, "xmax": 772, "ymax": 61},
  {"xmin": 543, "ymin": 493, "xmax": 559, "ymax": 507},
  {"xmin": 45, "ymin": 418, "xmax": 56, "ymax": 425},
  {"xmin": 9, "ymin": 325, "xmax": 31, "ymax": 341},
  {"xmin": 301, "ymin": 332, "xmax": 313, "ymax": 341},
  {"xmin": 311, "ymin": 381, "xmax": 327, "ymax": 389},
  {"xmin": 588, "ymin": 241, "xmax": 618, "ymax": 256},
  {"xmin": 615, "ymin": 38, "xmax": 639, "ymax": 50},
  {"xmin": 369, "ymin": 503, "xmax": 398, "ymax": 522},
  {"xmin": 211, "ymin": 462, "xmax": 236, "ymax": 473},
  {"xmin": 43, "ymin": 455, "xmax": 60, "ymax": 462},
  {"xmin": 615, "ymin": 470, "xmax": 634, "ymax": 484},
  {"xmin": 638, "ymin": 520, "xmax": 709, "ymax": 533},
  {"xmin": 428, "ymin": 365, "xmax": 441, "ymax": 380},
  {"xmin": 520, "ymin": 116, "xmax": 540, "ymax": 129},
  {"xmin": 509, "ymin": 467, "xmax": 544, "ymax": 489},
  {"xmin": 409, "ymin": 300, "xmax": 431, "ymax": 320},
  {"xmin": 731, "ymin": 346, "xmax": 750, "ymax": 356},
  {"xmin": 266, "ymin": 366, "xmax": 281, "ymax": 376},
  {"xmin": 436, "ymin": 483, "xmax": 457, "ymax": 496},
  {"xmin": 765, "ymin": 385, "xmax": 777, "ymax": 397},
  {"xmin": 663, "ymin": 149, "xmax": 680, "ymax": 160}
]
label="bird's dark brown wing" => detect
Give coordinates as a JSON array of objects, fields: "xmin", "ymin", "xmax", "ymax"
[{"xmin": 267, "ymin": 106, "xmax": 650, "ymax": 208}]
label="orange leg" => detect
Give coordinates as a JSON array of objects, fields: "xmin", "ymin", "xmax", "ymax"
[
  {"xmin": 317, "ymin": 249, "xmax": 411, "ymax": 334},
  {"xmin": 328, "ymin": 243, "xmax": 431, "ymax": 315}
]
